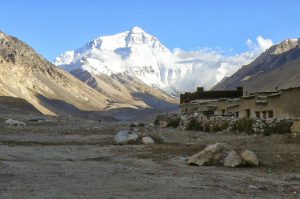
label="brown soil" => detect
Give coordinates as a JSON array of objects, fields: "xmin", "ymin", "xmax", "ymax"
[{"xmin": 0, "ymin": 117, "xmax": 299, "ymax": 198}]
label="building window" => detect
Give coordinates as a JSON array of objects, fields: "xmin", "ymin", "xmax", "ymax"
[
  {"xmin": 235, "ymin": 112, "xmax": 239, "ymax": 118},
  {"xmin": 246, "ymin": 109, "xmax": 250, "ymax": 118},
  {"xmin": 268, "ymin": 110, "xmax": 274, "ymax": 119},
  {"xmin": 222, "ymin": 109, "xmax": 225, "ymax": 115},
  {"xmin": 262, "ymin": 111, "xmax": 267, "ymax": 119},
  {"xmin": 255, "ymin": 111, "xmax": 260, "ymax": 119}
]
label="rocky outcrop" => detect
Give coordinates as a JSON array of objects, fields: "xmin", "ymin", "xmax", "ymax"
[
  {"xmin": 0, "ymin": 31, "xmax": 111, "ymax": 116},
  {"xmin": 224, "ymin": 151, "xmax": 243, "ymax": 167},
  {"xmin": 240, "ymin": 150, "xmax": 259, "ymax": 167},
  {"xmin": 188, "ymin": 143, "xmax": 233, "ymax": 166},
  {"xmin": 188, "ymin": 143, "xmax": 259, "ymax": 168}
]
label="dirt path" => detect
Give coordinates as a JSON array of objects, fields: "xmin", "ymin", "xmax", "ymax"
[{"xmin": 0, "ymin": 119, "xmax": 299, "ymax": 198}]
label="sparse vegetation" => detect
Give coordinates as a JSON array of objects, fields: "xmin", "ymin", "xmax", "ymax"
[
  {"xmin": 231, "ymin": 118, "xmax": 293, "ymax": 135},
  {"xmin": 231, "ymin": 118, "xmax": 254, "ymax": 134},
  {"xmin": 186, "ymin": 118, "xmax": 203, "ymax": 131},
  {"xmin": 154, "ymin": 114, "xmax": 180, "ymax": 127},
  {"xmin": 155, "ymin": 113, "xmax": 294, "ymax": 136},
  {"xmin": 253, "ymin": 118, "xmax": 293, "ymax": 136},
  {"xmin": 154, "ymin": 118, "xmax": 159, "ymax": 126},
  {"xmin": 166, "ymin": 118, "xmax": 181, "ymax": 128},
  {"xmin": 184, "ymin": 117, "xmax": 230, "ymax": 132}
]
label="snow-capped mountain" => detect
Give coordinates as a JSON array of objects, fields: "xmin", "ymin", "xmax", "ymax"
[
  {"xmin": 0, "ymin": 30, "xmax": 177, "ymax": 119},
  {"xmin": 55, "ymin": 26, "xmax": 189, "ymax": 93},
  {"xmin": 55, "ymin": 26, "xmax": 263, "ymax": 95}
]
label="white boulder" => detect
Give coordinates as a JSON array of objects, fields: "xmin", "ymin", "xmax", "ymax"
[
  {"xmin": 142, "ymin": 136, "xmax": 155, "ymax": 145},
  {"xmin": 224, "ymin": 151, "xmax": 243, "ymax": 167},
  {"xmin": 113, "ymin": 130, "xmax": 138, "ymax": 145},
  {"xmin": 240, "ymin": 150, "xmax": 259, "ymax": 167},
  {"xmin": 188, "ymin": 143, "xmax": 233, "ymax": 166}
]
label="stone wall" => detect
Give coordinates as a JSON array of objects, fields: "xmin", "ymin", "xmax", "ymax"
[
  {"xmin": 180, "ymin": 87, "xmax": 300, "ymax": 119},
  {"xmin": 180, "ymin": 87, "xmax": 243, "ymax": 104}
]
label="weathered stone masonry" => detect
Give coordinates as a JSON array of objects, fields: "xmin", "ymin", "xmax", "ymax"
[{"xmin": 180, "ymin": 87, "xmax": 300, "ymax": 119}]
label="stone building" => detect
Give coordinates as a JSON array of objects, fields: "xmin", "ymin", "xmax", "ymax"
[{"xmin": 180, "ymin": 87, "xmax": 300, "ymax": 119}]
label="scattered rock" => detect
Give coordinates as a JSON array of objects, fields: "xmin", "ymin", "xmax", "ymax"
[
  {"xmin": 130, "ymin": 121, "xmax": 145, "ymax": 127},
  {"xmin": 3, "ymin": 119, "xmax": 26, "ymax": 127},
  {"xmin": 142, "ymin": 136, "xmax": 155, "ymax": 145},
  {"xmin": 188, "ymin": 143, "xmax": 233, "ymax": 166},
  {"xmin": 188, "ymin": 143, "xmax": 259, "ymax": 168},
  {"xmin": 28, "ymin": 117, "xmax": 45, "ymax": 123},
  {"xmin": 179, "ymin": 156, "xmax": 189, "ymax": 162},
  {"xmin": 146, "ymin": 132, "xmax": 164, "ymax": 144},
  {"xmin": 241, "ymin": 150, "xmax": 259, "ymax": 167},
  {"xmin": 224, "ymin": 151, "xmax": 243, "ymax": 167},
  {"xmin": 148, "ymin": 122, "xmax": 155, "ymax": 127},
  {"xmin": 248, "ymin": 185, "xmax": 259, "ymax": 190},
  {"xmin": 113, "ymin": 130, "xmax": 138, "ymax": 145}
]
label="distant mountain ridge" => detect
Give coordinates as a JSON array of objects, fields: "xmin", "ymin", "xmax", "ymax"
[
  {"xmin": 0, "ymin": 31, "xmax": 109, "ymax": 115},
  {"xmin": 212, "ymin": 38, "xmax": 300, "ymax": 93}
]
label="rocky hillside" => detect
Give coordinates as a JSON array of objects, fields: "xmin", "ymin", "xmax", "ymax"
[
  {"xmin": 212, "ymin": 39, "xmax": 300, "ymax": 93},
  {"xmin": 70, "ymin": 68, "xmax": 177, "ymax": 111},
  {"xmin": 0, "ymin": 31, "xmax": 177, "ymax": 117}
]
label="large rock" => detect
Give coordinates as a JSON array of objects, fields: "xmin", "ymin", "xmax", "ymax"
[
  {"xmin": 130, "ymin": 121, "xmax": 145, "ymax": 127},
  {"xmin": 240, "ymin": 150, "xmax": 259, "ymax": 167},
  {"xmin": 3, "ymin": 119, "xmax": 26, "ymax": 127},
  {"xmin": 142, "ymin": 136, "xmax": 155, "ymax": 145},
  {"xmin": 113, "ymin": 130, "xmax": 138, "ymax": 145},
  {"xmin": 224, "ymin": 151, "xmax": 243, "ymax": 167},
  {"xmin": 146, "ymin": 133, "xmax": 164, "ymax": 144},
  {"xmin": 188, "ymin": 143, "xmax": 233, "ymax": 166}
]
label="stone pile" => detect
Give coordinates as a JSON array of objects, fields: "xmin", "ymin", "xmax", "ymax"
[{"xmin": 188, "ymin": 142, "xmax": 259, "ymax": 168}]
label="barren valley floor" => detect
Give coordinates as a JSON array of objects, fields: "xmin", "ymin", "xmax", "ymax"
[{"xmin": 0, "ymin": 117, "xmax": 299, "ymax": 199}]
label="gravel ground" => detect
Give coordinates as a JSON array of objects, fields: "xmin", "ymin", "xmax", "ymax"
[{"xmin": 0, "ymin": 117, "xmax": 299, "ymax": 199}]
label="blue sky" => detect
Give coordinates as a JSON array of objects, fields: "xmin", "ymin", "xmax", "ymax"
[{"xmin": 1, "ymin": 0, "xmax": 300, "ymax": 60}]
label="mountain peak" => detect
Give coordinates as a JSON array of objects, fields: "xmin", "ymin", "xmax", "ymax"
[
  {"xmin": 55, "ymin": 26, "xmax": 177, "ymax": 90},
  {"xmin": 269, "ymin": 38, "xmax": 300, "ymax": 55},
  {"xmin": 0, "ymin": 31, "xmax": 8, "ymax": 40},
  {"xmin": 130, "ymin": 26, "xmax": 145, "ymax": 34}
]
